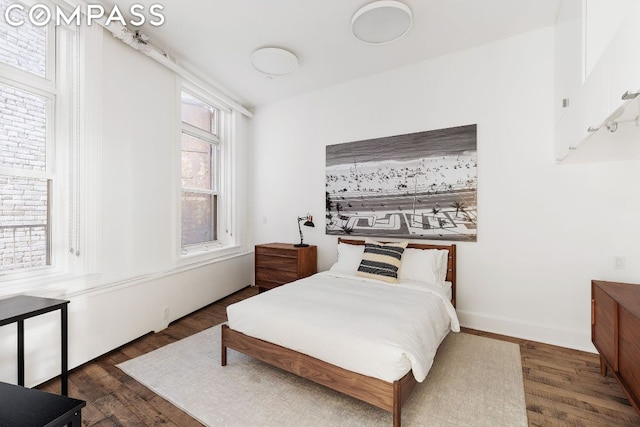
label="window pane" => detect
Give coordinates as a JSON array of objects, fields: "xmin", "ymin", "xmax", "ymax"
[
  {"xmin": 181, "ymin": 192, "xmax": 217, "ymax": 246},
  {"xmin": 181, "ymin": 92, "xmax": 218, "ymax": 135},
  {"xmin": 0, "ymin": 0, "xmax": 48, "ymax": 77},
  {"xmin": 0, "ymin": 83, "xmax": 47, "ymax": 171},
  {"xmin": 0, "ymin": 175, "xmax": 49, "ymax": 272},
  {"xmin": 181, "ymin": 133, "xmax": 214, "ymax": 190}
]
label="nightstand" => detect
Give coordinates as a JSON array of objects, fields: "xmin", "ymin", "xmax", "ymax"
[{"xmin": 255, "ymin": 243, "xmax": 317, "ymax": 292}]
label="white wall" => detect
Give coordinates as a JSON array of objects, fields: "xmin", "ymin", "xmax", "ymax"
[
  {"xmin": 251, "ymin": 26, "xmax": 640, "ymax": 352},
  {"xmin": 0, "ymin": 31, "xmax": 253, "ymax": 386}
]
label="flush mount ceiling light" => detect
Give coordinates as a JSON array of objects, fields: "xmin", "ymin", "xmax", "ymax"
[
  {"xmin": 351, "ymin": 0, "xmax": 413, "ymax": 45},
  {"xmin": 251, "ymin": 47, "xmax": 299, "ymax": 77}
]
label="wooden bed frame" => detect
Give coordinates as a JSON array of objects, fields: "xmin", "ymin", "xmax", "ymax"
[{"xmin": 221, "ymin": 239, "xmax": 457, "ymax": 427}]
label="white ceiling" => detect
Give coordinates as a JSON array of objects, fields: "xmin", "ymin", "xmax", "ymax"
[{"xmin": 103, "ymin": 1, "xmax": 562, "ymax": 110}]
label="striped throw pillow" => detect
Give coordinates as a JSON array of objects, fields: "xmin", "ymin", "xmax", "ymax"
[{"xmin": 356, "ymin": 241, "xmax": 408, "ymax": 283}]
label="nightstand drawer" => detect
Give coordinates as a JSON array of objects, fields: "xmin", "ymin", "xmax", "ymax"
[
  {"xmin": 256, "ymin": 267, "xmax": 298, "ymax": 283},
  {"xmin": 255, "ymin": 245, "xmax": 297, "ymax": 258},
  {"xmin": 255, "ymin": 254, "xmax": 297, "ymax": 271}
]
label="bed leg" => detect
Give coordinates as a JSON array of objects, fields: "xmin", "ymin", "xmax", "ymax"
[
  {"xmin": 221, "ymin": 324, "xmax": 227, "ymax": 366},
  {"xmin": 393, "ymin": 380, "xmax": 401, "ymax": 427}
]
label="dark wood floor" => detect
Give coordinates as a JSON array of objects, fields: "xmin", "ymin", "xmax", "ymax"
[{"xmin": 37, "ymin": 286, "xmax": 640, "ymax": 426}]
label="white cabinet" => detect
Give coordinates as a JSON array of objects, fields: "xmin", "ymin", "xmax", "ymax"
[
  {"xmin": 554, "ymin": 0, "xmax": 586, "ymax": 160},
  {"xmin": 582, "ymin": 54, "xmax": 609, "ymax": 135},
  {"xmin": 554, "ymin": 0, "xmax": 583, "ymax": 126},
  {"xmin": 555, "ymin": 0, "xmax": 640, "ymax": 163},
  {"xmin": 605, "ymin": 2, "xmax": 640, "ymax": 118},
  {"xmin": 583, "ymin": 0, "xmax": 635, "ymax": 78}
]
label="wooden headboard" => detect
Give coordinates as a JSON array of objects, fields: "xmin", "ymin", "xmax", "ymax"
[{"xmin": 338, "ymin": 238, "xmax": 457, "ymax": 307}]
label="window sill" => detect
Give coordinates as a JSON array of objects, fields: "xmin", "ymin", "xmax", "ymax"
[
  {"xmin": 0, "ymin": 248, "xmax": 252, "ymax": 301},
  {"xmin": 177, "ymin": 243, "xmax": 247, "ymax": 270},
  {"xmin": 0, "ymin": 271, "xmax": 101, "ymax": 300}
]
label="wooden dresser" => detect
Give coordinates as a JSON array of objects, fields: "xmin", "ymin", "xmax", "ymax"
[
  {"xmin": 255, "ymin": 243, "xmax": 317, "ymax": 292},
  {"xmin": 591, "ymin": 280, "xmax": 640, "ymax": 414}
]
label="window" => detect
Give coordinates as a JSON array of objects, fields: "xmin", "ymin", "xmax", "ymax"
[
  {"xmin": 0, "ymin": 1, "xmax": 53, "ymax": 273},
  {"xmin": 180, "ymin": 89, "xmax": 230, "ymax": 252},
  {"xmin": 0, "ymin": 0, "xmax": 49, "ymax": 79},
  {"xmin": 0, "ymin": 0, "xmax": 78, "ymax": 276}
]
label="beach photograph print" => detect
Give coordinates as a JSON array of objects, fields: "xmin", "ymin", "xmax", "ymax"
[{"xmin": 326, "ymin": 124, "xmax": 477, "ymax": 241}]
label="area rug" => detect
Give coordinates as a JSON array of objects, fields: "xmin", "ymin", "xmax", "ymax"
[{"xmin": 117, "ymin": 325, "xmax": 527, "ymax": 426}]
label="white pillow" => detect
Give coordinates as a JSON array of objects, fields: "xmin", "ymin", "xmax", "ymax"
[
  {"xmin": 435, "ymin": 249, "xmax": 449, "ymax": 284},
  {"xmin": 329, "ymin": 242, "xmax": 365, "ymax": 275},
  {"xmin": 398, "ymin": 248, "xmax": 449, "ymax": 286}
]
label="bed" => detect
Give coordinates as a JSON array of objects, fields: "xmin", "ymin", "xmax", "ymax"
[{"xmin": 221, "ymin": 238, "xmax": 458, "ymax": 426}]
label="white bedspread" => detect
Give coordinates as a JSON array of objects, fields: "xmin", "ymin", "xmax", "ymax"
[{"xmin": 226, "ymin": 271, "xmax": 460, "ymax": 383}]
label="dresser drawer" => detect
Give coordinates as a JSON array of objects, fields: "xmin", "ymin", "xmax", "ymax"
[
  {"xmin": 256, "ymin": 266, "xmax": 299, "ymax": 284},
  {"xmin": 255, "ymin": 245, "xmax": 297, "ymax": 258},
  {"xmin": 619, "ymin": 306, "xmax": 640, "ymax": 405},
  {"xmin": 255, "ymin": 254, "xmax": 297, "ymax": 271},
  {"xmin": 593, "ymin": 283, "xmax": 617, "ymax": 370}
]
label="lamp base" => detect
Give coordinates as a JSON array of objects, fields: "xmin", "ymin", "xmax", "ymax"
[{"xmin": 294, "ymin": 243, "xmax": 309, "ymax": 247}]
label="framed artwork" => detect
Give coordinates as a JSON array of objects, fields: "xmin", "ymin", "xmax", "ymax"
[{"xmin": 325, "ymin": 124, "xmax": 477, "ymax": 241}]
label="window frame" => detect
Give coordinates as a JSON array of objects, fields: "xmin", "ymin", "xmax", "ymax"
[
  {"xmin": 0, "ymin": 0, "xmax": 56, "ymax": 85},
  {"xmin": 0, "ymin": 1, "xmax": 89, "ymax": 286},
  {"xmin": 0, "ymin": 10, "xmax": 57, "ymax": 277},
  {"xmin": 178, "ymin": 82, "xmax": 237, "ymax": 260},
  {"xmin": 0, "ymin": 79, "xmax": 55, "ymax": 275}
]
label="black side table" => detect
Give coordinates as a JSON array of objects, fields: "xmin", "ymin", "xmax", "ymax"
[
  {"xmin": 0, "ymin": 295, "xmax": 70, "ymax": 395},
  {"xmin": 0, "ymin": 381, "xmax": 85, "ymax": 427}
]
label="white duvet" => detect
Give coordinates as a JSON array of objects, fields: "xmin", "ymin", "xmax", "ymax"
[{"xmin": 226, "ymin": 271, "xmax": 460, "ymax": 383}]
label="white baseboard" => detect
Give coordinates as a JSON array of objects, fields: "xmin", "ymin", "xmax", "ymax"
[{"xmin": 457, "ymin": 309, "xmax": 597, "ymax": 353}]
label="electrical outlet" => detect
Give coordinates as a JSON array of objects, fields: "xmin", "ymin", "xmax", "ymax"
[
  {"xmin": 162, "ymin": 306, "xmax": 170, "ymax": 321},
  {"xmin": 614, "ymin": 256, "xmax": 626, "ymax": 270}
]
